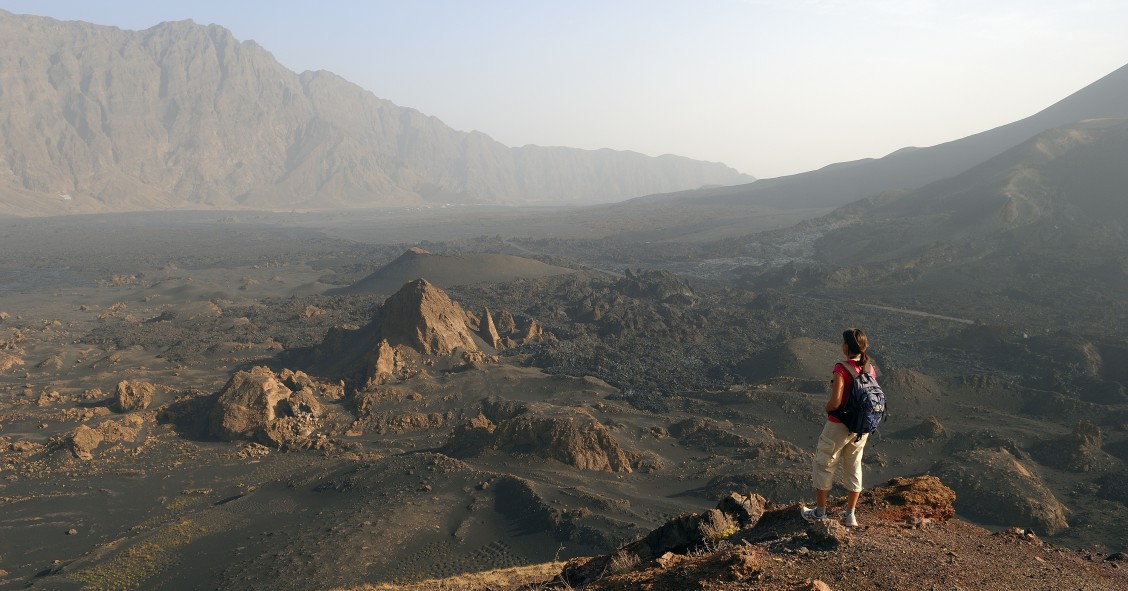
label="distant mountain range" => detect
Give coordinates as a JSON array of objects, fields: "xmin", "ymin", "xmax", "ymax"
[{"xmin": 0, "ymin": 11, "xmax": 752, "ymax": 216}]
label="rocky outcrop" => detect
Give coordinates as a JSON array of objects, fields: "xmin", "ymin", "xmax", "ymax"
[
  {"xmin": 479, "ymin": 307, "xmax": 503, "ymax": 349},
  {"xmin": 1031, "ymin": 420, "xmax": 1113, "ymax": 472},
  {"xmin": 376, "ymin": 279, "xmax": 478, "ymax": 356},
  {"xmin": 114, "ymin": 380, "xmax": 156, "ymax": 412},
  {"xmin": 617, "ymin": 269, "xmax": 698, "ymax": 305},
  {"xmin": 309, "ymin": 280, "xmax": 492, "ymax": 384},
  {"xmin": 934, "ymin": 447, "xmax": 1069, "ymax": 535},
  {"xmin": 209, "ymin": 366, "xmax": 324, "ymax": 448},
  {"xmin": 444, "ymin": 405, "xmax": 633, "ymax": 472},
  {"xmin": 560, "ymin": 492, "xmax": 768, "ymax": 587},
  {"xmin": 279, "ymin": 368, "xmax": 345, "ymax": 401}
]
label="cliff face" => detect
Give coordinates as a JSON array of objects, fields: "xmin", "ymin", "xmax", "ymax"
[{"xmin": 0, "ymin": 11, "xmax": 751, "ymax": 215}]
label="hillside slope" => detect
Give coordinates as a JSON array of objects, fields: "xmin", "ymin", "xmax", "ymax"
[{"xmin": 609, "ymin": 61, "xmax": 1128, "ymax": 217}]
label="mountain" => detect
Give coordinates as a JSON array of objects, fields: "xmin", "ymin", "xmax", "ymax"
[
  {"xmin": 330, "ymin": 247, "xmax": 578, "ymax": 296},
  {"xmin": 0, "ymin": 11, "xmax": 752, "ymax": 216},
  {"xmin": 719, "ymin": 117, "xmax": 1128, "ymax": 331},
  {"xmin": 617, "ymin": 61, "xmax": 1128, "ymax": 214},
  {"xmin": 811, "ymin": 117, "xmax": 1128, "ymax": 266}
]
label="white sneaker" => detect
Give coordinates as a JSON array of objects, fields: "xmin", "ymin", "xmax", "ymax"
[
  {"xmin": 801, "ymin": 505, "xmax": 825, "ymax": 522},
  {"xmin": 841, "ymin": 511, "xmax": 859, "ymax": 527}
]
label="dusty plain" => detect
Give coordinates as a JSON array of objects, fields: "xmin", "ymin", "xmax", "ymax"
[{"xmin": 0, "ymin": 208, "xmax": 1125, "ymax": 591}]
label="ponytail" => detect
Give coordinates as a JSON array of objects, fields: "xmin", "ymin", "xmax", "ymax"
[{"xmin": 843, "ymin": 328, "xmax": 870, "ymax": 369}]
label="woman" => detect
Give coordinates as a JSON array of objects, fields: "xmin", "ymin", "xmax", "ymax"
[{"xmin": 802, "ymin": 328, "xmax": 874, "ymax": 527}]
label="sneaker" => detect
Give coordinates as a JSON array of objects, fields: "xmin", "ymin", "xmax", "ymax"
[
  {"xmin": 800, "ymin": 505, "xmax": 825, "ymax": 522},
  {"xmin": 841, "ymin": 511, "xmax": 859, "ymax": 527}
]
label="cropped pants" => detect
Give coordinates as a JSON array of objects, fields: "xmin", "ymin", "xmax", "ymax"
[{"xmin": 812, "ymin": 420, "xmax": 868, "ymax": 492}]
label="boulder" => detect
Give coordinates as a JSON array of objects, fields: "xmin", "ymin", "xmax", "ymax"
[
  {"xmin": 68, "ymin": 425, "xmax": 103, "ymax": 460},
  {"xmin": 716, "ymin": 492, "xmax": 769, "ymax": 527},
  {"xmin": 115, "ymin": 380, "xmax": 156, "ymax": 412},
  {"xmin": 209, "ymin": 367, "xmax": 323, "ymax": 448},
  {"xmin": 807, "ymin": 518, "xmax": 850, "ymax": 549}
]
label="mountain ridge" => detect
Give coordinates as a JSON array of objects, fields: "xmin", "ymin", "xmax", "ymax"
[
  {"xmin": 0, "ymin": 10, "xmax": 752, "ymax": 216},
  {"xmin": 619, "ymin": 61, "xmax": 1128, "ymax": 213}
]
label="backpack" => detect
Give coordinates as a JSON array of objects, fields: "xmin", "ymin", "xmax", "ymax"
[{"xmin": 831, "ymin": 361, "xmax": 887, "ymax": 440}]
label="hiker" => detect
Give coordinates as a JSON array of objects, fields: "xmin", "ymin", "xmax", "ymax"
[{"xmin": 802, "ymin": 328, "xmax": 876, "ymax": 527}]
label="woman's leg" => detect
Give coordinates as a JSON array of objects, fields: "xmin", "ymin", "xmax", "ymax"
[
  {"xmin": 811, "ymin": 421, "xmax": 851, "ymax": 512},
  {"xmin": 840, "ymin": 433, "xmax": 869, "ymax": 510}
]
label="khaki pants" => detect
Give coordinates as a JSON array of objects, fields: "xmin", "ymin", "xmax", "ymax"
[{"xmin": 812, "ymin": 420, "xmax": 868, "ymax": 492}]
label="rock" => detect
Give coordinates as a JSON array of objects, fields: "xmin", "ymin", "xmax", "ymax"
[
  {"xmin": 0, "ymin": 352, "xmax": 24, "ymax": 373},
  {"xmin": 894, "ymin": 416, "xmax": 947, "ymax": 440},
  {"xmin": 442, "ymin": 413, "xmax": 497, "ymax": 457},
  {"xmin": 209, "ymin": 367, "xmax": 323, "ymax": 448},
  {"xmin": 699, "ymin": 508, "xmax": 739, "ymax": 540},
  {"xmin": 1032, "ymin": 420, "xmax": 1112, "ymax": 472},
  {"xmin": 98, "ymin": 415, "xmax": 145, "ymax": 443},
  {"xmin": 495, "ymin": 309, "xmax": 517, "ymax": 334},
  {"xmin": 934, "ymin": 447, "xmax": 1069, "ymax": 535},
  {"xmin": 66, "ymin": 528, "xmax": 78, "ymax": 536},
  {"xmin": 36, "ymin": 355, "xmax": 63, "ymax": 371},
  {"xmin": 279, "ymin": 368, "xmax": 316, "ymax": 392},
  {"xmin": 617, "ymin": 269, "xmax": 698, "ymax": 304},
  {"xmin": 446, "ymin": 406, "xmax": 633, "ymax": 472},
  {"xmin": 794, "ymin": 580, "xmax": 833, "ymax": 591},
  {"xmin": 10, "ymin": 440, "xmax": 42, "ymax": 453},
  {"xmin": 865, "ymin": 475, "xmax": 957, "ymax": 523},
  {"xmin": 378, "ymin": 279, "xmax": 478, "ymax": 355},
  {"xmin": 479, "ymin": 307, "xmax": 503, "ymax": 349},
  {"xmin": 807, "ymin": 518, "xmax": 850, "ymax": 549},
  {"xmin": 369, "ymin": 339, "xmax": 398, "ymax": 385},
  {"xmin": 716, "ymin": 492, "xmax": 769, "ymax": 527},
  {"xmin": 520, "ymin": 318, "xmax": 544, "ymax": 342},
  {"xmin": 115, "ymin": 380, "xmax": 156, "ymax": 412},
  {"xmin": 68, "ymin": 425, "xmax": 103, "ymax": 460}
]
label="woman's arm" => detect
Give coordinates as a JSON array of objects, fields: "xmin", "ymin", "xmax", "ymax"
[{"xmin": 826, "ymin": 373, "xmax": 847, "ymax": 414}]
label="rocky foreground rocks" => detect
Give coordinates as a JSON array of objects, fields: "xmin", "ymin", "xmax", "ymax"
[{"xmin": 509, "ymin": 475, "xmax": 1123, "ymax": 591}]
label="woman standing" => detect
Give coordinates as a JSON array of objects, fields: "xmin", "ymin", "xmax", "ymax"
[{"xmin": 802, "ymin": 328, "xmax": 874, "ymax": 527}]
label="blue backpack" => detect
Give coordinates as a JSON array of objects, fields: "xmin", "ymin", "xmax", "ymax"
[{"xmin": 831, "ymin": 361, "xmax": 887, "ymax": 440}]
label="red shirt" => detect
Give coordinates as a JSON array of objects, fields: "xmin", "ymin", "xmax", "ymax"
[{"xmin": 828, "ymin": 359, "xmax": 875, "ymax": 423}]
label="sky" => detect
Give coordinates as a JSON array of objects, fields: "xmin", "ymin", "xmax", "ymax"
[{"xmin": 2, "ymin": 0, "xmax": 1127, "ymax": 179}]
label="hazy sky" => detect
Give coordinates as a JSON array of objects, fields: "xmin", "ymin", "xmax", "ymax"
[{"xmin": 3, "ymin": 1, "xmax": 1127, "ymax": 178}]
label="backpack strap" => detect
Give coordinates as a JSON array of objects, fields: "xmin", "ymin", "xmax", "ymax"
[{"xmin": 837, "ymin": 360, "xmax": 861, "ymax": 379}]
